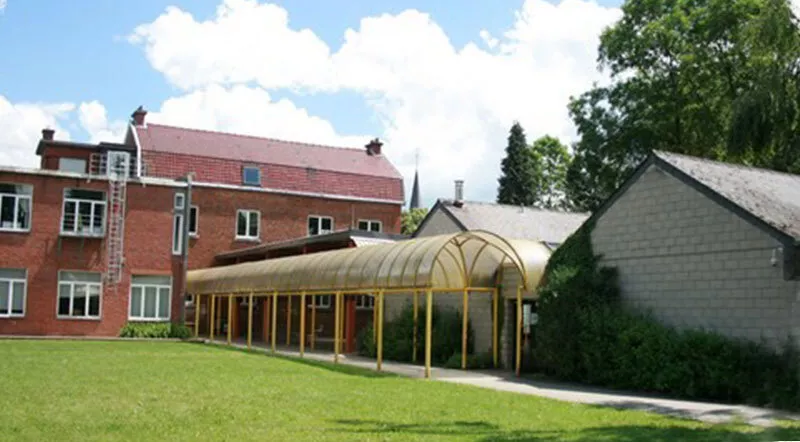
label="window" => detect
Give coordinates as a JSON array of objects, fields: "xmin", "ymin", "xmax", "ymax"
[
  {"xmin": 236, "ymin": 210, "xmax": 260, "ymax": 240},
  {"xmin": 357, "ymin": 220, "xmax": 382, "ymax": 233},
  {"xmin": 308, "ymin": 216, "xmax": 333, "ymax": 236},
  {"xmin": 308, "ymin": 295, "xmax": 331, "ymax": 309},
  {"xmin": 61, "ymin": 189, "xmax": 106, "ymax": 237},
  {"xmin": 0, "ymin": 268, "xmax": 26, "ymax": 317},
  {"xmin": 58, "ymin": 158, "xmax": 87, "ymax": 174},
  {"xmin": 172, "ymin": 213, "xmax": 184, "ymax": 255},
  {"xmin": 0, "ymin": 183, "xmax": 32, "ymax": 232},
  {"xmin": 174, "ymin": 193, "xmax": 185, "ymax": 211},
  {"xmin": 57, "ymin": 271, "xmax": 101, "ymax": 319},
  {"xmin": 129, "ymin": 275, "xmax": 171, "ymax": 321},
  {"xmin": 189, "ymin": 206, "xmax": 198, "ymax": 237},
  {"xmin": 356, "ymin": 295, "xmax": 375, "ymax": 310},
  {"xmin": 242, "ymin": 166, "xmax": 261, "ymax": 186}
]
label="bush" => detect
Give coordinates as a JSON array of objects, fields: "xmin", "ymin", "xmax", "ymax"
[
  {"xmin": 119, "ymin": 323, "xmax": 192, "ymax": 339},
  {"xmin": 355, "ymin": 302, "xmax": 475, "ymax": 366},
  {"xmin": 534, "ymin": 223, "xmax": 800, "ymax": 410}
]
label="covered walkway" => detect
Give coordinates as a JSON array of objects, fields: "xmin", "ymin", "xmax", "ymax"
[{"xmin": 187, "ymin": 231, "xmax": 551, "ymax": 376}]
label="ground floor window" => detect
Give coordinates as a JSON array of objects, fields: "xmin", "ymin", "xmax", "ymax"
[
  {"xmin": 58, "ymin": 271, "xmax": 101, "ymax": 319},
  {"xmin": 129, "ymin": 275, "xmax": 172, "ymax": 321},
  {"xmin": 309, "ymin": 295, "xmax": 331, "ymax": 309},
  {"xmin": 0, "ymin": 268, "xmax": 26, "ymax": 317},
  {"xmin": 355, "ymin": 295, "xmax": 374, "ymax": 310}
]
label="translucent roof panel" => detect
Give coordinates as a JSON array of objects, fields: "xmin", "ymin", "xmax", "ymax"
[{"xmin": 186, "ymin": 231, "xmax": 551, "ymax": 295}]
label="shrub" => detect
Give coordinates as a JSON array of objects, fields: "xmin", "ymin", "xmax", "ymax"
[
  {"xmin": 356, "ymin": 302, "xmax": 474, "ymax": 366},
  {"xmin": 119, "ymin": 323, "xmax": 192, "ymax": 339},
  {"xmin": 534, "ymin": 223, "xmax": 800, "ymax": 410}
]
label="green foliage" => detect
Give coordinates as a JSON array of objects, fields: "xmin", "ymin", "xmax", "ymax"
[
  {"xmin": 566, "ymin": 0, "xmax": 800, "ymax": 212},
  {"xmin": 529, "ymin": 135, "xmax": 573, "ymax": 210},
  {"xmin": 497, "ymin": 122, "xmax": 538, "ymax": 206},
  {"xmin": 401, "ymin": 208, "xmax": 428, "ymax": 235},
  {"xmin": 119, "ymin": 322, "xmax": 192, "ymax": 339},
  {"xmin": 536, "ymin": 225, "xmax": 800, "ymax": 410},
  {"xmin": 356, "ymin": 302, "xmax": 474, "ymax": 366}
]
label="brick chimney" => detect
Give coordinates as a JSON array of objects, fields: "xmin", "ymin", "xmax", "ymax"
[
  {"xmin": 131, "ymin": 106, "xmax": 147, "ymax": 126},
  {"xmin": 366, "ymin": 138, "xmax": 383, "ymax": 156},
  {"xmin": 41, "ymin": 128, "xmax": 55, "ymax": 141}
]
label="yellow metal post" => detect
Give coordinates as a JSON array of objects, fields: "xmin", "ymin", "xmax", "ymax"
[
  {"xmin": 412, "ymin": 291, "xmax": 418, "ymax": 363},
  {"xmin": 310, "ymin": 295, "xmax": 317, "ymax": 350},
  {"xmin": 334, "ymin": 292, "xmax": 342, "ymax": 363},
  {"xmin": 493, "ymin": 287, "xmax": 499, "ymax": 368},
  {"xmin": 377, "ymin": 290, "xmax": 384, "ymax": 371},
  {"xmin": 286, "ymin": 295, "xmax": 292, "ymax": 346},
  {"xmin": 209, "ymin": 295, "xmax": 216, "ymax": 341},
  {"xmin": 215, "ymin": 295, "xmax": 222, "ymax": 336},
  {"xmin": 373, "ymin": 299, "xmax": 378, "ymax": 341},
  {"xmin": 425, "ymin": 289, "xmax": 433, "ymax": 379},
  {"xmin": 462, "ymin": 289, "xmax": 468, "ymax": 370},
  {"xmin": 271, "ymin": 292, "xmax": 277, "ymax": 354},
  {"xmin": 193, "ymin": 294, "xmax": 200, "ymax": 338},
  {"xmin": 516, "ymin": 285, "xmax": 523, "ymax": 377},
  {"xmin": 299, "ymin": 292, "xmax": 306, "ymax": 357},
  {"xmin": 247, "ymin": 292, "xmax": 254, "ymax": 350},
  {"xmin": 227, "ymin": 295, "xmax": 233, "ymax": 345}
]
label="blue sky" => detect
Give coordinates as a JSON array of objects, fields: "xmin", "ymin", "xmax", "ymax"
[{"xmin": 0, "ymin": 0, "xmax": 624, "ymax": 206}]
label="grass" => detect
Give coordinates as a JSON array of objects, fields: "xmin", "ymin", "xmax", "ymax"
[{"xmin": 1, "ymin": 341, "xmax": 799, "ymax": 441}]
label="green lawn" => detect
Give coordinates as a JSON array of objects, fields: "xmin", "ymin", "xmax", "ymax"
[{"xmin": 1, "ymin": 341, "xmax": 799, "ymax": 441}]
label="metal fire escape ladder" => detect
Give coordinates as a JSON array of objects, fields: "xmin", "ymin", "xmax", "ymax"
[{"xmin": 105, "ymin": 154, "xmax": 128, "ymax": 287}]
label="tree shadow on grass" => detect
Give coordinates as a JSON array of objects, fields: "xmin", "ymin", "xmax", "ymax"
[{"xmin": 330, "ymin": 419, "xmax": 800, "ymax": 441}]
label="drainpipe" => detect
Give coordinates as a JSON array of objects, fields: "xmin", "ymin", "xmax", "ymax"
[{"xmin": 179, "ymin": 172, "xmax": 194, "ymax": 325}]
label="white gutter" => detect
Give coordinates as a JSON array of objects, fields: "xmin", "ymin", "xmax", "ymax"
[
  {"xmin": 191, "ymin": 180, "xmax": 404, "ymax": 205},
  {"xmin": 129, "ymin": 123, "xmax": 143, "ymax": 178}
]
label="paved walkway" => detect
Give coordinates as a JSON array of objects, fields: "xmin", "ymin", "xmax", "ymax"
[{"xmin": 206, "ymin": 338, "xmax": 798, "ymax": 427}]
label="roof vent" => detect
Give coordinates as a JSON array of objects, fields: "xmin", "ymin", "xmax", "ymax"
[
  {"xmin": 453, "ymin": 180, "xmax": 464, "ymax": 207},
  {"xmin": 41, "ymin": 128, "xmax": 55, "ymax": 141},
  {"xmin": 131, "ymin": 106, "xmax": 147, "ymax": 126},
  {"xmin": 366, "ymin": 138, "xmax": 383, "ymax": 156}
]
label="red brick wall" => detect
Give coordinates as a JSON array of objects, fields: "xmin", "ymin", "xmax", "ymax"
[
  {"xmin": 145, "ymin": 151, "xmax": 403, "ymax": 202},
  {"xmin": 40, "ymin": 146, "xmax": 95, "ymax": 171},
  {"xmin": 0, "ymin": 171, "xmax": 401, "ymax": 337}
]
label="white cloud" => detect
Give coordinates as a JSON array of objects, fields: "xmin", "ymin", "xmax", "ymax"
[
  {"xmin": 0, "ymin": 0, "xmax": 6, "ymax": 13},
  {"xmin": 78, "ymin": 101, "xmax": 128, "ymax": 144},
  {"xmin": 0, "ymin": 96, "xmax": 74, "ymax": 168},
  {"xmin": 129, "ymin": 0, "xmax": 621, "ymax": 205}
]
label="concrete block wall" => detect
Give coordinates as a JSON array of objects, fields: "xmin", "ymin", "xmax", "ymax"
[{"xmin": 592, "ymin": 165, "xmax": 800, "ymax": 348}]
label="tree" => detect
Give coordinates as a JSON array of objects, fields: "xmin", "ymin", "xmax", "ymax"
[
  {"xmin": 566, "ymin": 0, "xmax": 800, "ymax": 212},
  {"xmin": 497, "ymin": 123, "xmax": 538, "ymax": 206},
  {"xmin": 401, "ymin": 208, "xmax": 428, "ymax": 235},
  {"xmin": 530, "ymin": 135, "xmax": 572, "ymax": 210}
]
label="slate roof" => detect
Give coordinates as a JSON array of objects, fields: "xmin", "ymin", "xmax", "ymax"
[
  {"xmin": 655, "ymin": 151, "xmax": 800, "ymax": 240},
  {"xmin": 428, "ymin": 199, "xmax": 589, "ymax": 245},
  {"xmin": 134, "ymin": 123, "xmax": 404, "ymax": 202}
]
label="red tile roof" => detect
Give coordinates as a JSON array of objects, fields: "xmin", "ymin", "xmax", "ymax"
[{"xmin": 135, "ymin": 124, "xmax": 404, "ymax": 202}]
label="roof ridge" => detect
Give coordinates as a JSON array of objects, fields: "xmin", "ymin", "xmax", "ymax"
[
  {"xmin": 440, "ymin": 198, "xmax": 589, "ymax": 215},
  {"xmin": 654, "ymin": 150, "xmax": 800, "ymax": 180},
  {"xmin": 144, "ymin": 123, "xmax": 367, "ymax": 152}
]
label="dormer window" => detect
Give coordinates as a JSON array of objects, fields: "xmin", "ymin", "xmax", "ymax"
[{"xmin": 242, "ymin": 166, "xmax": 261, "ymax": 186}]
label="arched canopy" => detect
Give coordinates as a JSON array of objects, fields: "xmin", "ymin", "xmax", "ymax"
[{"xmin": 186, "ymin": 230, "xmax": 551, "ymax": 295}]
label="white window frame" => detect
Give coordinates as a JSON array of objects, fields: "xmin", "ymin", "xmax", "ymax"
[
  {"xmin": 57, "ymin": 271, "xmax": 102, "ymax": 320},
  {"xmin": 174, "ymin": 193, "xmax": 185, "ymax": 211},
  {"xmin": 189, "ymin": 206, "xmax": 199, "ymax": 237},
  {"xmin": 355, "ymin": 295, "xmax": 375, "ymax": 310},
  {"xmin": 236, "ymin": 209, "xmax": 260, "ymax": 241},
  {"xmin": 129, "ymin": 276, "xmax": 172, "ymax": 322},
  {"xmin": 60, "ymin": 189, "xmax": 106, "ymax": 237},
  {"xmin": 0, "ymin": 269, "xmax": 26, "ymax": 318},
  {"xmin": 58, "ymin": 158, "xmax": 87, "ymax": 174},
  {"xmin": 308, "ymin": 295, "xmax": 332, "ymax": 309},
  {"xmin": 308, "ymin": 215, "xmax": 334, "ymax": 236},
  {"xmin": 0, "ymin": 184, "xmax": 32, "ymax": 233},
  {"xmin": 242, "ymin": 166, "xmax": 261, "ymax": 186},
  {"xmin": 357, "ymin": 219, "xmax": 382, "ymax": 233},
  {"xmin": 172, "ymin": 213, "xmax": 184, "ymax": 255}
]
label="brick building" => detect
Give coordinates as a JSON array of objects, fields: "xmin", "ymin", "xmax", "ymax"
[{"xmin": 0, "ymin": 107, "xmax": 404, "ymax": 337}]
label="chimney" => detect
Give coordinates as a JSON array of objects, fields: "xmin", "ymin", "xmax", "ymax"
[
  {"xmin": 453, "ymin": 180, "xmax": 464, "ymax": 207},
  {"xmin": 41, "ymin": 128, "xmax": 55, "ymax": 141},
  {"xmin": 131, "ymin": 105, "xmax": 147, "ymax": 126},
  {"xmin": 366, "ymin": 138, "xmax": 383, "ymax": 156}
]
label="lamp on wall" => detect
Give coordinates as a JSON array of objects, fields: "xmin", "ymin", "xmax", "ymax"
[{"xmin": 770, "ymin": 247, "xmax": 783, "ymax": 267}]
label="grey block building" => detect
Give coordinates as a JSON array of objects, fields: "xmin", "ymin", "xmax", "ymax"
[{"xmin": 591, "ymin": 151, "xmax": 800, "ymax": 348}]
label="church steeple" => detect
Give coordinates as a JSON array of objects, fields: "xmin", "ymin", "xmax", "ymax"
[{"xmin": 409, "ymin": 149, "xmax": 421, "ymax": 209}]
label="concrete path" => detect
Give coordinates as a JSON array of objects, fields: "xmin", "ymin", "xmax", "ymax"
[{"xmin": 207, "ymin": 338, "xmax": 798, "ymax": 427}]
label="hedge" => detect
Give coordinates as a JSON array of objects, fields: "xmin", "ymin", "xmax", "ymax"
[{"xmin": 119, "ymin": 322, "xmax": 192, "ymax": 339}]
